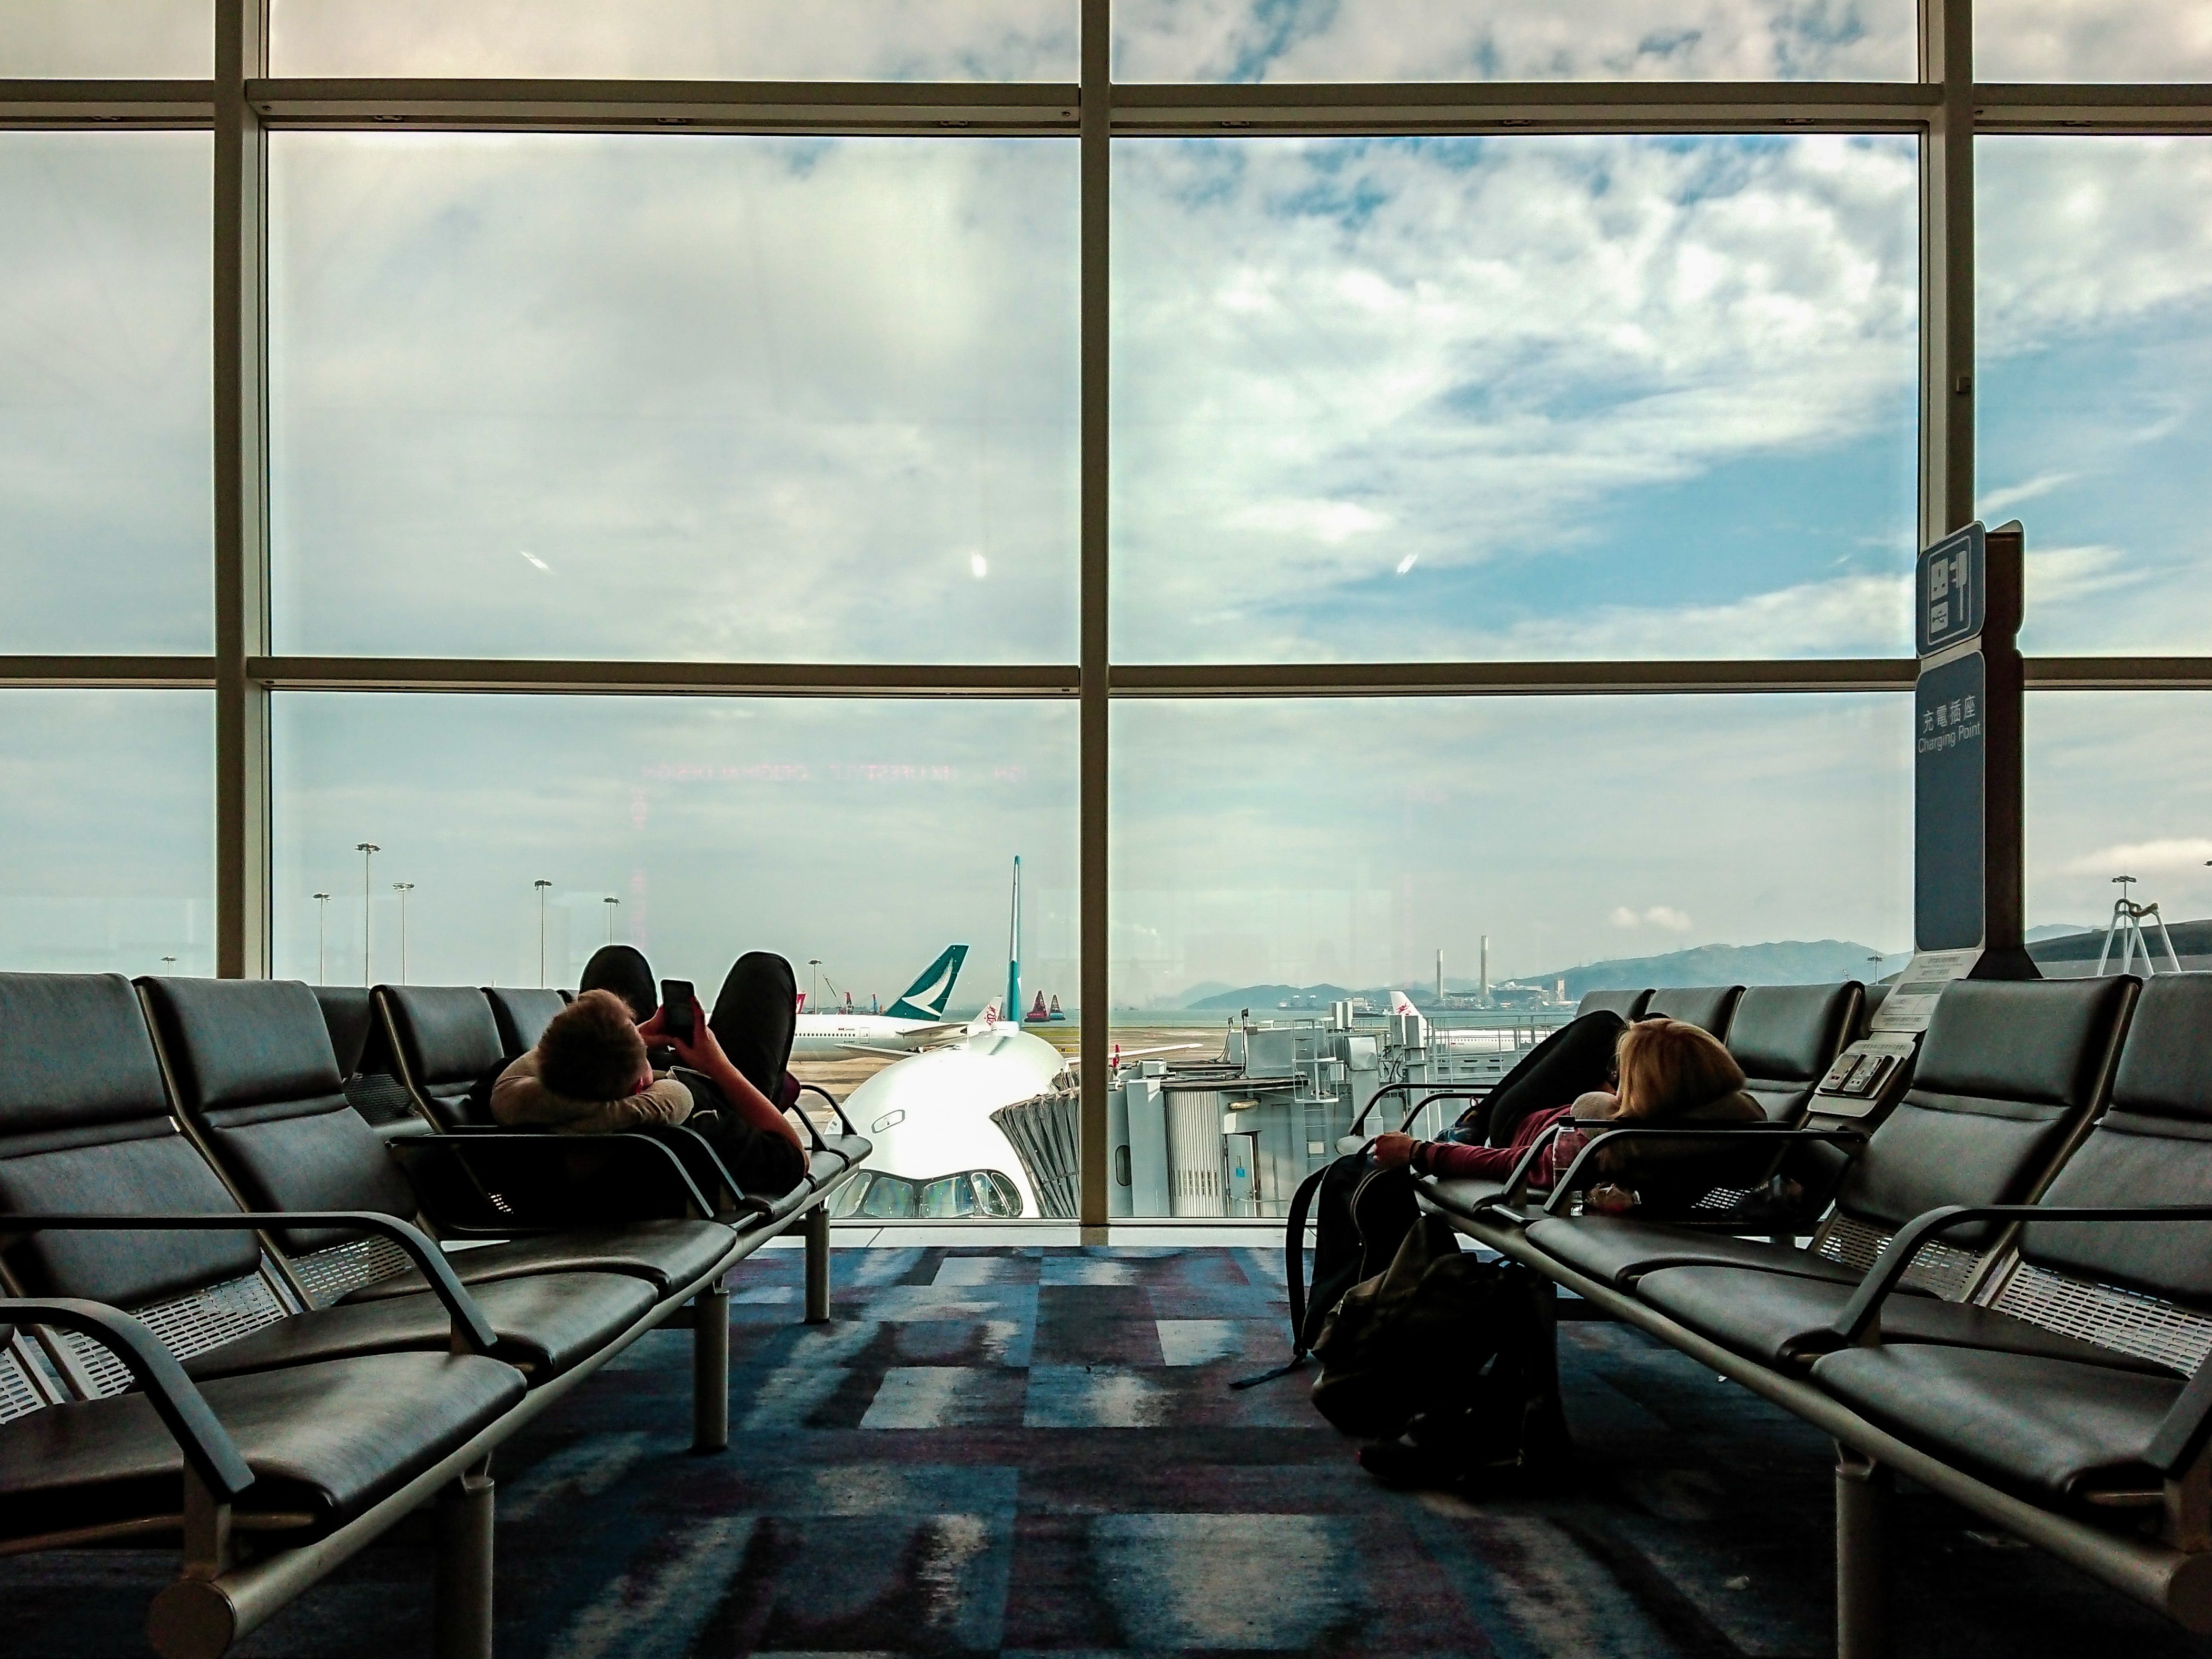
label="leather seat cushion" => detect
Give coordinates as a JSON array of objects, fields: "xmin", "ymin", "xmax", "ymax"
[
  {"xmin": 343, "ymin": 1221, "xmax": 737, "ymax": 1303},
  {"xmin": 1812, "ymin": 1344, "xmax": 2183, "ymax": 1502},
  {"xmin": 1634, "ymin": 1265, "xmax": 2179, "ymax": 1373},
  {"xmin": 0, "ymin": 1352, "xmax": 522, "ymax": 1545},
  {"xmin": 1524, "ymin": 1215, "xmax": 1859, "ymax": 1290},
  {"xmin": 817, "ymin": 1134, "xmax": 871, "ymax": 1172},
  {"xmin": 1422, "ymin": 1176, "xmax": 1509, "ymax": 1222},
  {"xmin": 186, "ymin": 1271, "xmax": 658, "ymax": 1383}
]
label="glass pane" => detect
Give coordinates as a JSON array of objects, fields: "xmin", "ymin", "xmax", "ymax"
[
  {"xmin": 3, "ymin": 1, "xmax": 211, "ymax": 76},
  {"xmin": 1979, "ymin": 138, "xmax": 2212, "ymax": 655},
  {"xmin": 2026, "ymin": 693, "xmax": 2212, "ymax": 973},
  {"xmin": 272, "ymin": 692, "xmax": 1078, "ymax": 1216},
  {"xmin": 1977, "ymin": 0, "xmax": 2212, "ymax": 82},
  {"xmin": 1112, "ymin": 135, "xmax": 1920, "ymax": 663},
  {"xmin": 270, "ymin": 135, "xmax": 1078, "ymax": 662},
  {"xmin": 0, "ymin": 692, "xmax": 214, "ymax": 974},
  {"xmin": 0, "ymin": 133, "xmax": 212, "ymax": 651},
  {"xmin": 1114, "ymin": 0, "xmax": 1913, "ymax": 82},
  {"xmin": 1109, "ymin": 694, "xmax": 1909, "ymax": 1216},
  {"xmin": 272, "ymin": 1, "xmax": 1078, "ymax": 80}
]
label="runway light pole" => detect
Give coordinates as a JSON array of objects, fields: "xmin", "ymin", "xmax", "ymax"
[
  {"xmin": 355, "ymin": 845, "xmax": 379, "ymax": 985},
  {"xmin": 535, "ymin": 880, "xmax": 553, "ymax": 987},
  {"xmin": 808, "ymin": 958, "xmax": 822, "ymax": 1011},
  {"xmin": 393, "ymin": 883, "xmax": 415, "ymax": 982},
  {"xmin": 313, "ymin": 893, "xmax": 331, "ymax": 982},
  {"xmin": 604, "ymin": 895, "xmax": 619, "ymax": 945}
]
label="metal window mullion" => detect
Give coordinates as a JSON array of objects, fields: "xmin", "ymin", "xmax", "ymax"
[
  {"xmin": 214, "ymin": 0, "xmax": 271, "ymax": 981},
  {"xmin": 1077, "ymin": 0, "xmax": 1111, "ymax": 1235},
  {"xmin": 1919, "ymin": 0, "xmax": 1973, "ymax": 547}
]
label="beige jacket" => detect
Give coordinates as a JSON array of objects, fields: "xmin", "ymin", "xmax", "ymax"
[{"xmin": 489, "ymin": 1050, "xmax": 695, "ymax": 1135}]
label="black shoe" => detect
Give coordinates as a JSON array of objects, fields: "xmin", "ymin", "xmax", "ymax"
[{"xmin": 579, "ymin": 944, "xmax": 657, "ymax": 1022}]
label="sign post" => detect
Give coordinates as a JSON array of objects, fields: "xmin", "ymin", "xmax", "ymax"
[{"xmin": 1911, "ymin": 518, "xmax": 2031, "ymax": 979}]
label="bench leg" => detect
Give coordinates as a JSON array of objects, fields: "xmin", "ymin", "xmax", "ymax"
[
  {"xmin": 804, "ymin": 1203, "xmax": 831, "ymax": 1325},
  {"xmin": 434, "ymin": 1458, "xmax": 495, "ymax": 1659},
  {"xmin": 1836, "ymin": 1445, "xmax": 1890, "ymax": 1659},
  {"xmin": 692, "ymin": 1279, "xmax": 731, "ymax": 1453}
]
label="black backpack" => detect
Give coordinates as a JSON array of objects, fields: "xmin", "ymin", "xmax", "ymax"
[
  {"xmin": 1232, "ymin": 1150, "xmax": 1420, "ymax": 1389},
  {"xmin": 1311, "ymin": 1214, "xmax": 1567, "ymax": 1475}
]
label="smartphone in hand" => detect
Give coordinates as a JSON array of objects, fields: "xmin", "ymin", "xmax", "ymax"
[{"xmin": 660, "ymin": 979, "xmax": 696, "ymax": 1043}]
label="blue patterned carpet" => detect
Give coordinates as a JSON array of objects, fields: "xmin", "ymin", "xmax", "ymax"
[{"xmin": 4, "ymin": 1244, "xmax": 2203, "ymax": 1656}]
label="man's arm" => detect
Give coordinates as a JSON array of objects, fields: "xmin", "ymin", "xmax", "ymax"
[{"xmin": 644, "ymin": 1000, "xmax": 806, "ymax": 1154}]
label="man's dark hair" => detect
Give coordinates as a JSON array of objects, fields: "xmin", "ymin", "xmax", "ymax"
[{"xmin": 537, "ymin": 988, "xmax": 648, "ymax": 1101}]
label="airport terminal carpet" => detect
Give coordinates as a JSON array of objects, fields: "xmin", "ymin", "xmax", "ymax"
[{"xmin": 4, "ymin": 1244, "xmax": 2204, "ymax": 1657}]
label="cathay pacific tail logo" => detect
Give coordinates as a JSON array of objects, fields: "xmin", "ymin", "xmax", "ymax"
[{"xmin": 886, "ymin": 945, "xmax": 968, "ymax": 1020}]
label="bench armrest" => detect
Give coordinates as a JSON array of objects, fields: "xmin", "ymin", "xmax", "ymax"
[
  {"xmin": 2, "ymin": 1296, "xmax": 256, "ymax": 1499},
  {"xmin": 1, "ymin": 1213, "xmax": 498, "ymax": 1354},
  {"xmin": 1349, "ymin": 1085, "xmax": 1490, "ymax": 1139},
  {"xmin": 1540, "ymin": 1125, "xmax": 1867, "ymax": 1216},
  {"xmin": 792, "ymin": 1082, "xmax": 859, "ymax": 1141}
]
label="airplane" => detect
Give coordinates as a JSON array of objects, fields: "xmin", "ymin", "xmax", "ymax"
[
  {"xmin": 788, "ymin": 944, "xmax": 970, "ymax": 1059},
  {"xmin": 829, "ymin": 997, "xmax": 1073, "ymax": 1220}
]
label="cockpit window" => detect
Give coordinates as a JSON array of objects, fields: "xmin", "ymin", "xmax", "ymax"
[{"xmin": 830, "ymin": 1168, "xmax": 1025, "ymax": 1220}]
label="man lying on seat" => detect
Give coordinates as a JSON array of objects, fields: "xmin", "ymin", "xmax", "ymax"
[
  {"xmin": 492, "ymin": 987, "xmax": 808, "ymax": 1195},
  {"xmin": 1370, "ymin": 1019, "xmax": 1761, "ymax": 1209}
]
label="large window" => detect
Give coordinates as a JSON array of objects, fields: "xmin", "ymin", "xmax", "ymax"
[
  {"xmin": 1113, "ymin": 134, "xmax": 1919, "ymax": 661},
  {"xmin": 272, "ymin": 694, "xmax": 1075, "ymax": 992},
  {"xmin": 0, "ymin": 692, "xmax": 214, "ymax": 975},
  {"xmin": 5, "ymin": 1, "xmax": 2206, "ymax": 1227},
  {"xmin": 0, "ymin": 133, "xmax": 212, "ymax": 652},
  {"xmin": 270, "ymin": 135, "xmax": 1078, "ymax": 662},
  {"xmin": 1111, "ymin": 695, "xmax": 1909, "ymax": 1009},
  {"xmin": 1980, "ymin": 138, "xmax": 2212, "ymax": 655}
]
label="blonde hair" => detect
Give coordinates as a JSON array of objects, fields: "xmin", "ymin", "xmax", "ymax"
[{"xmin": 1613, "ymin": 1018, "xmax": 1744, "ymax": 1120}]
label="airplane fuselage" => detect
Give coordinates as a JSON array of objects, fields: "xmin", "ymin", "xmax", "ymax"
[{"xmin": 789, "ymin": 1013, "xmax": 948, "ymax": 1058}]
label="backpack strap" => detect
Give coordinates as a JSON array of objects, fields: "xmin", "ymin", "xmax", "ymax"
[{"xmin": 1228, "ymin": 1161, "xmax": 1331, "ymax": 1390}]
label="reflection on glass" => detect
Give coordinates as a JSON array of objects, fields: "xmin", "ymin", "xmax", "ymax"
[
  {"xmin": 1113, "ymin": 0, "xmax": 1913, "ymax": 82},
  {"xmin": 1108, "ymin": 695, "xmax": 1909, "ymax": 1216},
  {"xmin": 1979, "ymin": 139, "xmax": 2212, "ymax": 654},
  {"xmin": 272, "ymin": 692, "xmax": 1077, "ymax": 1215},
  {"xmin": 0, "ymin": 134, "xmax": 212, "ymax": 651},
  {"xmin": 2026, "ymin": 694, "xmax": 2212, "ymax": 974},
  {"xmin": 0, "ymin": 693, "xmax": 214, "ymax": 975},
  {"xmin": 1977, "ymin": 0, "xmax": 2212, "ymax": 82},
  {"xmin": 4, "ymin": 1, "xmax": 211, "ymax": 76},
  {"xmin": 270, "ymin": 135, "xmax": 1077, "ymax": 661},
  {"xmin": 1111, "ymin": 136, "xmax": 1919, "ymax": 663},
  {"xmin": 272, "ymin": 0, "xmax": 1077, "ymax": 80}
]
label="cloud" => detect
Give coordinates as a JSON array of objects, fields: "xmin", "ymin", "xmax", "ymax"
[
  {"xmin": 2061, "ymin": 839, "xmax": 2212, "ymax": 878},
  {"xmin": 1113, "ymin": 0, "xmax": 1912, "ymax": 83},
  {"xmin": 1979, "ymin": 471, "xmax": 2076, "ymax": 516},
  {"xmin": 1612, "ymin": 904, "xmax": 1694, "ymax": 930}
]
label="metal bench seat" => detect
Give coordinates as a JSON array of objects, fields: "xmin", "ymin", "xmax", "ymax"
[
  {"xmin": 1813, "ymin": 1344, "xmax": 2190, "ymax": 1505},
  {"xmin": 0, "ymin": 1344, "xmax": 522, "ymax": 1547},
  {"xmin": 180, "ymin": 1269, "xmax": 658, "ymax": 1383},
  {"xmin": 339, "ymin": 1218, "xmax": 740, "ymax": 1305},
  {"xmin": 1636, "ymin": 1261, "xmax": 2179, "ymax": 1372},
  {"xmin": 1524, "ymin": 1214, "xmax": 1868, "ymax": 1289}
]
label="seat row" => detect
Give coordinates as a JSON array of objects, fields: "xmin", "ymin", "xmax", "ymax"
[
  {"xmin": 0, "ymin": 971, "xmax": 871, "ymax": 1659},
  {"xmin": 1424, "ymin": 973, "xmax": 2212, "ymax": 1650}
]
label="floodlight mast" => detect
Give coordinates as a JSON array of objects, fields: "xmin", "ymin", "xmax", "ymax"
[
  {"xmin": 392, "ymin": 883, "xmax": 415, "ymax": 982},
  {"xmin": 355, "ymin": 846, "xmax": 379, "ymax": 986},
  {"xmin": 534, "ymin": 880, "xmax": 553, "ymax": 987},
  {"xmin": 603, "ymin": 895, "xmax": 619, "ymax": 944},
  {"xmin": 313, "ymin": 893, "xmax": 331, "ymax": 982}
]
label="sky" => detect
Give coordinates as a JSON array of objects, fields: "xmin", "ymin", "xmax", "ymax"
[{"xmin": 4, "ymin": 7, "xmax": 2210, "ymax": 998}]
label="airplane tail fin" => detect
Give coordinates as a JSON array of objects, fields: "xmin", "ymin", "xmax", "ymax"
[
  {"xmin": 965, "ymin": 998, "xmax": 1001, "ymax": 1036},
  {"xmin": 1389, "ymin": 989, "xmax": 1418, "ymax": 1016},
  {"xmin": 886, "ymin": 944, "xmax": 968, "ymax": 1021}
]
